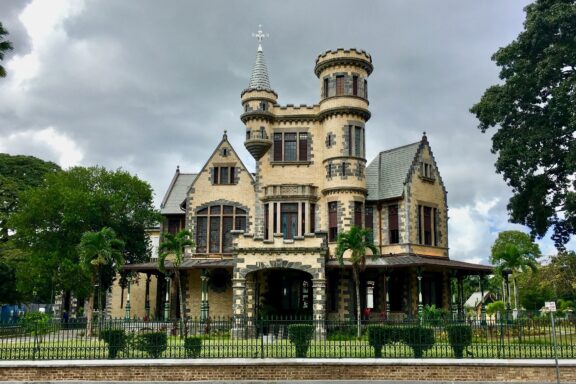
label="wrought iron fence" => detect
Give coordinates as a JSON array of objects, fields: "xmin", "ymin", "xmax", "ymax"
[{"xmin": 0, "ymin": 316, "xmax": 575, "ymax": 360}]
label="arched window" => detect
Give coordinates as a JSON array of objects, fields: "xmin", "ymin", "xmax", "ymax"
[{"xmin": 195, "ymin": 205, "xmax": 247, "ymax": 254}]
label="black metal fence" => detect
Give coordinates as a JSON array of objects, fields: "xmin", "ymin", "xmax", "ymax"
[{"xmin": 0, "ymin": 317, "xmax": 575, "ymax": 360}]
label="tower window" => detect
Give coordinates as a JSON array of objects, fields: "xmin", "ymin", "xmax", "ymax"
[
  {"xmin": 352, "ymin": 75, "xmax": 358, "ymax": 96},
  {"xmin": 328, "ymin": 201, "xmax": 338, "ymax": 242},
  {"xmin": 260, "ymin": 101, "xmax": 267, "ymax": 111},
  {"xmin": 336, "ymin": 75, "xmax": 345, "ymax": 96},
  {"xmin": 323, "ymin": 78, "xmax": 329, "ymax": 97},
  {"xmin": 417, "ymin": 205, "xmax": 438, "ymax": 246},
  {"xmin": 354, "ymin": 202, "xmax": 363, "ymax": 228},
  {"xmin": 284, "ymin": 133, "xmax": 297, "ymax": 161},
  {"xmin": 365, "ymin": 206, "xmax": 374, "ymax": 243}
]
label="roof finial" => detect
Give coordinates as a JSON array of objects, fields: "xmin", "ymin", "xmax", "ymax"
[
  {"xmin": 252, "ymin": 24, "xmax": 269, "ymax": 52},
  {"xmin": 223, "ymin": 130, "xmax": 228, "ymax": 139},
  {"xmin": 423, "ymin": 131, "xmax": 427, "ymax": 137},
  {"xmin": 176, "ymin": 165, "xmax": 180, "ymax": 173}
]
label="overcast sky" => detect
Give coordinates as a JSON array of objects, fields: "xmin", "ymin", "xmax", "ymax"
[{"xmin": 1, "ymin": 0, "xmax": 571, "ymax": 264}]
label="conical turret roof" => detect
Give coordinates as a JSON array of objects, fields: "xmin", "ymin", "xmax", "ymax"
[{"xmin": 248, "ymin": 45, "xmax": 272, "ymax": 91}]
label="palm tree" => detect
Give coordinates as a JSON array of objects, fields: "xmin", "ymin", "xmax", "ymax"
[
  {"xmin": 0, "ymin": 22, "xmax": 14, "ymax": 78},
  {"xmin": 491, "ymin": 231, "xmax": 541, "ymax": 314},
  {"xmin": 335, "ymin": 226, "xmax": 378, "ymax": 338},
  {"xmin": 78, "ymin": 227, "xmax": 125, "ymax": 336},
  {"xmin": 158, "ymin": 229, "xmax": 194, "ymax": 336}
]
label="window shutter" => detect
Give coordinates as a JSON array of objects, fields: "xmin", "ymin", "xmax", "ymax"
[
  {"xmin": 299, "ymin": 133, "xmax": 308, "ymax": 161},
  {"xmin": 274, "ymin": 133, "xmax": 282, "ymax": 161}
]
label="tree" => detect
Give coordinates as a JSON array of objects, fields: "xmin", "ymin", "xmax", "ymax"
[
  {"xmin": 78, "ymin": 227, "xmax": 124, "ymax": 336},
  {"xmin": 490, "ymin": 231, "xmax": 542, "ymax": 312},
  {"xmin": 335, "ymin": 226, "xmax": 378, "ymax": 338},
  {"xmin": 9, "ymin": 166, "xmax": 159, "ymax": 304},
  {"xmin": 539, "ymin": 251, "xmax": 576, "ymax": 300},
  {"xmin": 0, "ymin": 154, "xmax": 60, "ymax": 245},
  {"xmin": 158, "ymin": 229, "xmax": 193, "ymax": 336},
  {"xmin": 470, "ymin": 0, "xmax": 576, "ymax": 250},
  {"xmin": 0, "ymin": 22, "xmax": 13, "ymax": 78}
]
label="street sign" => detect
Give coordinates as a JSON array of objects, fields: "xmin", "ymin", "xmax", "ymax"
[{"xmin": 545, "ymin": 301, "xmax": 557, "ymax": 312}]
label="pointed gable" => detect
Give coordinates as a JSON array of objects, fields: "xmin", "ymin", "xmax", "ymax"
[
  {"xmin": 366, "ymin": 142, "xmax": 420, "ymax": 201},
  {"xmin": 160, "ymin": 168, "xmax": 197, "ymax": 215}
]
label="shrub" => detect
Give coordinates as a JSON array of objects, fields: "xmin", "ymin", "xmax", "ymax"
[
  {"xmin": 184, "ymin": 336, "xmax": 202, "ymax": 358},
  {"xmin": 445, "ymin": 324, "xmax": 472, "ymax": 358},
  {"xmin": 21, "ymin": 312, "xmax": 52, "ymax": 336},
  {"xmin": 403, "ymin": 325, "xmax": 435, "ymax": 358},
  {"xmin": 98, "ymin": 329, "xmax": 127, "ymax": 359},
  {"xmin": 137, "ymin": 331, "xmax": 167, "ymax": 358},
  {"xmin": 288, "ymin": 324, "xmax": 315, "ymax": 358},
  {"xmin": 367, "ymin": 325, "xmax": 402, "ymax": 358}
]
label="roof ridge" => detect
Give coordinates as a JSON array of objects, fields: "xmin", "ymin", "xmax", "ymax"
[{"xmin": 378, "ymin": 141, "xmax": 421, "ymax": 155}]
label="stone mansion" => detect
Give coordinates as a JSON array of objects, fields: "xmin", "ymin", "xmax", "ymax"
[{"xmin": 109, "ymin": 38, "xmax": 491, "ymax": 323}]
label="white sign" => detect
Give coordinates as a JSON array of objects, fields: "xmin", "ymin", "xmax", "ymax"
[{"xmin": 545, "ymin": 301, "xmax": 557, "ymax": 312}]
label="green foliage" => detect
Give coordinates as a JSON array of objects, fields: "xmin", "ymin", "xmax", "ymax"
[
  {"xmin": 491, "ymin": 231, "xmax": 541, "ymax": 274},
  {"xmin": 287, "ymin": 324, "xmax": 315, "ymax": 358},
  {"xmin": 470, "ymin": 0, "xmax": 576, "ymax": 249},
  {"xmin": 183, "ymin": 336, "xmax": 202, "ymax": 358},
  {"xmin": 422, "ymin": 304, "xmax": 450, "ymax": 325},
  {"xmin": 486, "ymin": 300, "xmax": 506, "ymax": 316},
  {"xmin": 0, "ymin": 262, "xmax": 17, "ymax": 304},
  {"xmin": 98, "ymin": 329, "xmax": 127, "ymax": 359},
  {"xmin": 158, "ymin": 229, "xmax": 194, "ymax": 334},
  {"xmin": 367, "ymin": 325, "xmax": 402, "ymax": 358},
  {"xmin": 445, "ymin": 324, "xmax": 472, "ymax": 358},
  {"xmin": 539, "ymin": 251, "xmax": 576, "ymax": 300},
  {"xmin": 0, "ymin": 22, "xmax": 14, "ymax": 78},
  {"xmin": 136, "ymin": 331, "xmax": 167, "ymax": 358},
  {"xmin": 335, "ymin": 226, "xmax": 378, "ymax": 338},
  {"xmin": 9, "ymin": 166, "xmax": 159, "ymax": 301},
  {"xmin": 403, "ymin": 325, "xmax": 435, "ymax": 358},
  {"xmin": 21, "ymin": 312, "xmax": 52, "ymax": 336}
]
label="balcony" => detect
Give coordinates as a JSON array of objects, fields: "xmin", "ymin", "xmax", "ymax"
[
  {"xmin": 262, "ymin": 184, "xmax": 318, "ymax": 202},
  {"xmin": 244, "ymin": 130, "xmax": 272, "ymax": 160}
]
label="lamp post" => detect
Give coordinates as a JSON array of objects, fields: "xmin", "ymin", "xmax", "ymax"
[{"xmin": 124, "ymin": 274, "xmax": 132, "ymax": 321}]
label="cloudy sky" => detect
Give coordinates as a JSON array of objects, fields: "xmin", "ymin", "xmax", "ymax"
[{"xmin": 1, "ymin": 0, "xmax": 571, "ymax": 264}]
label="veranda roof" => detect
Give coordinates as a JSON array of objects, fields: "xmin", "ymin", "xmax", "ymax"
[
  {"xmin": 326, "ymin": 254, "xmax": 492, "ymax": 273},
  {"xmin": 123, "ymin": 258, "xmax": 234, "ymax": 272}
]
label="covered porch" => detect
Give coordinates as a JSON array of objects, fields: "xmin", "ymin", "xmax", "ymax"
[{"xmin": 325, "ymin": 254, "xmax": 493, "ymax": 321}]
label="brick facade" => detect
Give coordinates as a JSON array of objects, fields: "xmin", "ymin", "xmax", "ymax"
[{"xmin": 1, "ymin": 360, "xmax": 575, "ymax": 382}]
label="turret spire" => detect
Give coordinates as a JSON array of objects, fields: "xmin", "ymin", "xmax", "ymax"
[{"xmin": 248, "ymin": 25, "xmax": 272, "ymax": 90}]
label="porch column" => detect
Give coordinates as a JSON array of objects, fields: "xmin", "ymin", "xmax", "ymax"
[
  {"xmin": 480, "ymin": 274, "xmax": 487, "ymax": 325},
  {"xmin": 297, "ymin": 203, "xmax": 303, "ymax": 237},
  {"xmin": 245, "ymin": 275, "xmax": 256, "ymax": 320},
  {"xmin": 124, "ymin": 274, "xmax": 132, "ymax": 321},
  {"xmin": 416, "ymin": 269, "xmax": 423, "ymax": 321},
  {"xmin": 384, "ymin": 274, "xmax": 391, "ymax": 319},
  {"xmin": 267, "ymin": 203, "xmax": 274, "ymax": 239},
  {"xmin": 457, "ymin": 275, "xmax": 464, "ymax": 320},
  {"xmin": 312, "ymin": 278, "xmax": 327, "ymax": 338},
  {"xmin": 164, "ymin": 275, "xmax": 171, "ymax": 321},
  {"xmin": 276, "ymin": 203, "xmax": 281, "ymax": 235},
  {"xmin": 231, "ymin": 277, "xmax": 246, "ymax": 338},
  {"xmin": 304, "ymin": 202, "xmax": 310, "ymax": 234},
  {"xmin": 450, "ymin": 274, "xmax": 458, "ymax": 321},
  {"xmin": 200, "ymin": 269, "xmax": 210, "ymax": 321},
  {"xmin": 144, "ymin": 273, "xmax": 151, "ymax": 320}
]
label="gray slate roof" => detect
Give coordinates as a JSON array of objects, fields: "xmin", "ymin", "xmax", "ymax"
[
  {"xmin": 160, "ymin": 172, "xmax": 197, "ymax": 215},
  {"xmin": 248, "ymin": 46, "xmax": 272, "ymax": 90},
  {"xmin": 366, "ymin": 141, "xmax": 421, "ymax": 201}
]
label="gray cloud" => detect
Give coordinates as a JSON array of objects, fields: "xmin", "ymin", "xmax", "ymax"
[{"xmin": 0, "ymin": 0, "xmax": 543, "ymax": 263}]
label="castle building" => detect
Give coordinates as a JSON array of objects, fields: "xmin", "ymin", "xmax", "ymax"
[{"xmin": 110, "ymin": 34, "xmax": 491, "ymax": 323}]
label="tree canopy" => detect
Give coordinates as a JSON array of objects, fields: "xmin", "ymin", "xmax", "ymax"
[
  {"xmin": 0, "ymin": 22, "xmax": 13, "ymax": 78},
  {"xmin": 470, "ymin": 0, "xmax": 576, "ymax": 249},
  {"xmin": 9, "ymin": 166, "xmax": 159, "ymax": 302}
]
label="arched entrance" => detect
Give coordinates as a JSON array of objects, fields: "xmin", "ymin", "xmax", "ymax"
[{"xmin": 247, "ymin": 268, "xmax": 313, "ymax": 318}]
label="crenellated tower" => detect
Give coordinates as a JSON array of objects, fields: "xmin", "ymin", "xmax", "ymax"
[{"xmin": 315, "ymin": 49, "xmax": 373, "ymax": 235}]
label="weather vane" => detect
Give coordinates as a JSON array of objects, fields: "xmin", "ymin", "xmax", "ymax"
[{"xmin": 252, "ymin": 24, "xmax": 269, "ymax": 49}]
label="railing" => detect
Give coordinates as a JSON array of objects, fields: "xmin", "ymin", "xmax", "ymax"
[{"xmin": 0, "ymin": 317, "xmax": 575, "ymax": 360}]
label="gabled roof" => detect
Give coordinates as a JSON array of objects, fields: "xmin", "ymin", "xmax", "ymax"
[
  {"xmin": 160, "ymin": 169, "xmax": 197, "ymax": 215},
  {"xmin": 366, "ymin": 141, "xmax": 421, "ymax": 201}
]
